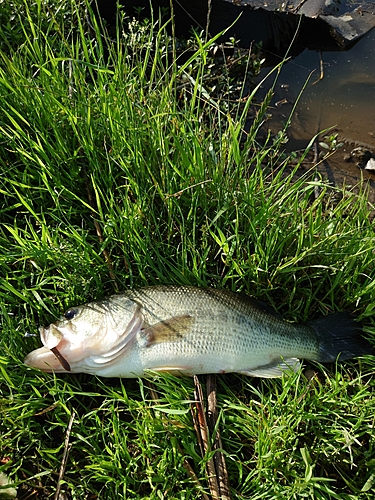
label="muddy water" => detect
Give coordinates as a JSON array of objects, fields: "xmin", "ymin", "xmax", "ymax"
[{"xmin": 258, "ymin": 25, "xmax": 375, "ymax": 199}]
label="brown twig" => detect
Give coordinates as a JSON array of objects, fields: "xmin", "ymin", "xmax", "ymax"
[
  {"xmin": 54, "ymin": 411, "xmax": 75, "ymax": 500},
  {"xmin": 291, "ymin": 0, "xmax": 309, "ymax": 13},
  {"xmin": 312, "ymin": 51, "xmax": 324, "ymax": 86},
  {"xmin": 145, "ymin": 380, "xmax": 160, "ymax": 404},
  {"xmin": 178, "ymin": 445, "xmax": 211, "ymax": 500},
  {"xmin": 192, "ymin": 376, "xmax": 220, "ymax": 499},
  {"xmin": 205, "ymin": 0, "xmax": 212, "ymax": 43},
  {"xmin": 207, "ymin": 375, "xmax": 231, "ymax": 500},
  {"xmin": 148, "ymin": 380, "xmax": 211, "ymax": 499}
]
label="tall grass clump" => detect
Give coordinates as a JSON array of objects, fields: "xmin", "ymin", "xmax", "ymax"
[{"xmin": 0, "ymin": 1, "xmax": 375, "ymax": 499}]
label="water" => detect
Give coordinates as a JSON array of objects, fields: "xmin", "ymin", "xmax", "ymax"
[
  {"xmin": 257, "ymin": 24, "xmax": 375, "ymax": 194},
  {"xmin": 273, "ymin": 28, "xmax": 375, "ymax": 147}
]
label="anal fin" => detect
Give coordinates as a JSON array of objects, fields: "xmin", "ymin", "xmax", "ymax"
[{"xmin": 239, "ymin": 358, "xmax": 301, "ymax": 378}]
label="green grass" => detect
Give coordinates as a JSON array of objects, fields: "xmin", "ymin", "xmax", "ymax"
[{"xmin": 1, "ymin": 1, "xmax": 375, "ymax": 498}]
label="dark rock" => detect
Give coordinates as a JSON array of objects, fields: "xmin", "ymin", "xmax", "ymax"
[{"xmin": 90, "ymin": 0, "xmax": 375, "ymax": 55}]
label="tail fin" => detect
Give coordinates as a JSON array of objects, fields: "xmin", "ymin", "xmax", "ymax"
[{"xmin": 308, "ymin": 312, "xmax": 374, "ymax": 362}]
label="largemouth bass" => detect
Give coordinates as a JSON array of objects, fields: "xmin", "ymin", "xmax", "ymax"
[{"xmin": 24, "ymin": 286, "xmax": 373, "ymax": 378}]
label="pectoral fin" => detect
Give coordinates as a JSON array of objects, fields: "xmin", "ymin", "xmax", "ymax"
[
  {"xmin": 239, "ymin": 358, "xmax": 301, "ymax": 378},
  {"xmin": 142, "ymin": 314, "xmax": 194, "ymax": 347}
]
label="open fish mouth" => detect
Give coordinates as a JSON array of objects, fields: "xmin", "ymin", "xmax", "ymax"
[{"xmin": 25, "ymin": 323, "xmax": 72, "ymax": 372}]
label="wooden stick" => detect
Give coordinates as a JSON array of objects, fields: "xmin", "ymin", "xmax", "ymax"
[
  {"xmin": 192, "ymin": 376, "xmax": 220, "ymax": 499},
  {"xmin": 207, "ymin": 375, "xmax": 231, "ymax": 500},
  {"xmin": 178, "ymin": 445, "xmax": 211, "ymax": 500},
  {"xmin": 312, "ymin": 51, "xmax": 324, "ymax": 85},
  {"xmin": 54, "ymin": 411, "xmax": 75, "ymax": 500}
]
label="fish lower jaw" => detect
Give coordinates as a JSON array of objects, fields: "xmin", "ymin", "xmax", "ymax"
[
  {"xmin": 24, "ymin": 346, "xmax": 89, "ymax": 374},
  {"xmin": 24, "ymin": 346, "xmax": 69, "ymax": 373}
]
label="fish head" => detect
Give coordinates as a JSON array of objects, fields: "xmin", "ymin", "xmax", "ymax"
[{"xmin": 24, "ymin": 296, "xmax": 142, "ymax": 373}]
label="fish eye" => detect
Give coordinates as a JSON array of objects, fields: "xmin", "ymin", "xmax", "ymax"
[{"xmin": 64, "ymin": 308, "xmax": 78, "ymax": 320}]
